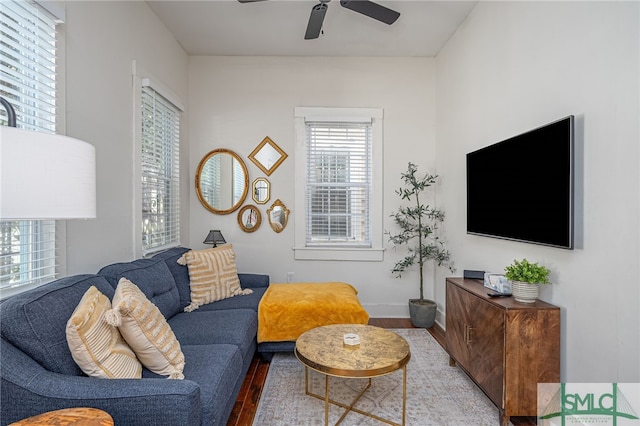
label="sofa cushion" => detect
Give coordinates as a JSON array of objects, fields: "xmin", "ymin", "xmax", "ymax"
[
  {"xmin": 107, "ymin": 278, "xmax": 185, "ymax": 379},
  {"xmin": 0, "ymin": 275, "xmax": 115, "ymax": 376},
  {"xmin": 168, "ymin": 309, "xmax": 257, "ymax": 361},
  {"xmin": 98, "ymin": 258, "xmax": 181, "ymax": 319},
  {"xmin": 143, "ymin": 343, "xmax": 243, "ymax": 425},
  {"xmin": 178, "ymin": 245, "xmax": 252, "ymax": 312},
  {"xmin": 151, "ymin": 247, "xmax": 191, "ymax": 309},
  {"xmin": 66, "ymin": 285, "xmax": 141, "ymax": 379},
  {"xmin": 153, "ymin": 248, "xmax": 270, "ymax": 312}
]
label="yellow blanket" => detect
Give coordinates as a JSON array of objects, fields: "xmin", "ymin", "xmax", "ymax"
[{"xmin": 257, "ymin": 282, "xmax": 369, "ymax": 343}]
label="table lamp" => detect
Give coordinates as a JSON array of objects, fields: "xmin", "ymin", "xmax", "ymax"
[{"xmin": 203, "ymin": 230, "xmax": 226, "ymax": 247}]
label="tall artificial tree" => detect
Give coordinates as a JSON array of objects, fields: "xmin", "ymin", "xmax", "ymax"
[{"xmin": 388, "ymin": 162, "xmax": 454, "ymax": 303}]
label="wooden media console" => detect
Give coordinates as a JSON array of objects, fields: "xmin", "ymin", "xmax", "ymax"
[{"xmin": 445, "ymin": 277, "xmax": 561, "ymax": 426}]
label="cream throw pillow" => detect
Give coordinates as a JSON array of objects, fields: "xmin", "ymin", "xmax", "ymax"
[
  {"xmin": 66, "ymin": 285, "xmax": 142, "ymax": 379},
  {"xmin": 106, "ymin": 278, "xmax": 185, "ymax": 379},
  {"xmin": 177, "ymin": 245, "xmax": 253, "ymax": 312}
]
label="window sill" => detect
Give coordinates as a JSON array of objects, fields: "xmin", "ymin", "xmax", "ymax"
[{"xmin": 293, "ymin": 247, "xmax": 384, "ymax": 261}]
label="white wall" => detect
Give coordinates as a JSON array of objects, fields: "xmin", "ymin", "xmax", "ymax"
[
  {"xmin": 62, "ymin": 1, "xmax": 189, "ymax": 273},
  {"xmin": 188, "ymin": 56, "xmax": 438, "ymax": 316},
  {"xmin": 435, "ymin": 1, "xmax": 639, "ymax": 382}
]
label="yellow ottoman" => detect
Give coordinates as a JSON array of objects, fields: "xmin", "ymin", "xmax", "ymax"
[{"xmin": 257, "ymin": 282, "xmax": 369, "ymax": 360}]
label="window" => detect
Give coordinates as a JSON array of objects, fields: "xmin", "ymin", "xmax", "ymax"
[
  {"xmin": 306, "ymin": 121, "xmax": 371, "ymax": 246},
  {"xmin": 0, "ymin": 0, "xmax": 59, "ymax": 297},
  {"xmin": 294, "ymin": 107, "xmax": 384, "ymax": 261},
  {"xmin": 139, "ymin": 82, "xmax": 181, "ymax": 256}
]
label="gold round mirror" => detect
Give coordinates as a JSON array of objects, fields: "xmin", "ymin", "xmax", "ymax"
[
  {"xmin": 195, "ymin": 148, "xmax": 249, "ymax": 214},
  {"xmin": 238, "ymin": 204, "xmax": 261, "ymax": 233}
]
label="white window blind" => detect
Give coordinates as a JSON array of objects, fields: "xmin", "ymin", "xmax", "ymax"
[
  {"xmin": 141, "ymin": 84, "xmax": 181, "ymax": 255},
  {"xmin": 305, "ymin": 121, "xmax": 372, "ymax": 247},
  {"xmin": 0, "ymin": 0, "xmax": 58, "ymax": 296},
  {"xmin": 0, "ymin": 221, "xmax": 56, "ymax": 291},
  {"xmin": 0, "ymin": 1, "xmax": 57, "ymax": 132}
]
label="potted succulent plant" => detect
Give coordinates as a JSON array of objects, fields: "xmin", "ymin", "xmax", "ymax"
[
  {"xmin": 388, "ymin": 162, "xmax": 454, "ymax": 328},
  {"xmin": 504, "ymin": 258, "xmax": 551, "ymax": 303}
]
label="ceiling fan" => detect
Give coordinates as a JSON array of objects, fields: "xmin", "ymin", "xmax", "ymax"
[{"xmin": 237, "ymin": 0, "xmax": 401, "ymax": 40}]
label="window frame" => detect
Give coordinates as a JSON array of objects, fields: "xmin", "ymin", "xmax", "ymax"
[
  {"xmin": 132, "ymin": 63, "xmax": 184, "ymax": 258},
  {"xmin": 294, "ymin": 107, "xmax": 384, "ymax": 261}
]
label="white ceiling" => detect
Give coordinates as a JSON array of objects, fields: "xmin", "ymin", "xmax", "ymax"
[{"xmin": 146, "ymin": 0, "xmax": 478, "ymax": 57}]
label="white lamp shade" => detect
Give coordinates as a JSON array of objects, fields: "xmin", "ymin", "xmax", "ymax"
[{"xmin": 0, "ymin": 126, "xmax": 96, "ymax": 219}]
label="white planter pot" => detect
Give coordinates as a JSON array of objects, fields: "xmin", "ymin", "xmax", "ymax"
[{"xmin": 512, "ymin": 281, "xmax": 539, "ymax": 303}]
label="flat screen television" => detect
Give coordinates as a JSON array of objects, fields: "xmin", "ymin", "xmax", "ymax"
[{"xmin": 466, "ymin": 116, "xmax": 574, "ymax": 249}]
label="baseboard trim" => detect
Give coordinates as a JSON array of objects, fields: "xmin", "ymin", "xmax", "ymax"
[{"xmin": 428, "ymin": 321, "xmax": 447, "ymax": 350}]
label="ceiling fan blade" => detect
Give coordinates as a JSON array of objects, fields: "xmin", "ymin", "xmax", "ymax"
[
  {"xmin": 339, "ymin": 0, "xmax": 400, "ymax": 25},
  {"xmin": 305, "ymin": 3, "xmax": 328, "ymax": 40}
]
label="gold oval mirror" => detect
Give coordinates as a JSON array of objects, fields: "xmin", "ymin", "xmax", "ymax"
[
  {"xmin": 252, "ymin": 178, "xmax": 270, "ymax": 204},
  {"xmin": 238, "ymin": 204, "xmax": 261, "ymax": 233},
  {"xmin": 267, "ymin": 199, "xmax": 289, "ymax": 233},
  {"xmin": 195, "ymin": 148, "xmax": 249, "ymax": 214}
]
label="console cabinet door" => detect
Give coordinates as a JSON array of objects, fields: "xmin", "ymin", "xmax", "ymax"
[
  {"xmin": 445, "ymin": 282, "xmax": 471, "ymax": 366},
  {"xmin": 469, "ymin": 300, "xmax": 504, "ymax": 407},
  {"xmin": 446, "ymin": 281, "xmax": 505, "ymax": 407}
]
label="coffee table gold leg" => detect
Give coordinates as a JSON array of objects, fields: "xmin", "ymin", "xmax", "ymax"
[
  {"xmin": 402, "ymin": 365, "xmax": 407, "ymax": 426},
  {"xmin": 335, "ymin": 378, "xmax": 371, "ymax": 425},
  {"xmin": 325, "ymin": 374, "xmax": 329, "ymax": 426},
  {"xmin": 307, "ymin": 374, "xmax": 404, "ymax": 426}
]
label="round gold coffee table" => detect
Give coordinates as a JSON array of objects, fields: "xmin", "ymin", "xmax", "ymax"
[
  {"xmin": 295, "ymin": 324, "xmax": 411, "ymax": 426},
  {"xmin": 9, "ymin": 407, "xmax": 113, "ymax": 425}
]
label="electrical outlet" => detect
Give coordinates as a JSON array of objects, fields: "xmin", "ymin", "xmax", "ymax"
[{"xmin": 287, "ymin": 272, "xmax": 294, "ymax": 283}]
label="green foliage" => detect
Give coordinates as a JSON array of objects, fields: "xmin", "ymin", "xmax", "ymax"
[
  {"xmin": 504, "ymin": 258, "xmax": 551, "ymax": 284},
  {"xmin": 387, "ymin": 162, "xmax": 454, "ymax": 302}
]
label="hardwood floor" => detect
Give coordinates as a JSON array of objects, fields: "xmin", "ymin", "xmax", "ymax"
[{"xmin": 227, "ymin": 319, "xmax": 537, "ymax": 426}]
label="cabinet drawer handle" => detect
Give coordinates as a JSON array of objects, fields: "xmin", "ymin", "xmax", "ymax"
[{"xmin": 463, "ymin": 324, "xmax": 475, "ymax": 344}]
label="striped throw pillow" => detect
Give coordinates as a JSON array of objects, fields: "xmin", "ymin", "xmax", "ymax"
[
  {"xmin": 178, "ymin": 245, "xmax": 253, "ymax": 312},
  {"xmin": 66, "ymin": 285, "xmax": 142, "ymax": 379},
  {"xmin": 106, "ymin": 278, "xmax": 185, "ymax": 379}
]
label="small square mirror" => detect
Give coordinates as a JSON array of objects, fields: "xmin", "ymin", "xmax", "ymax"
[{"xmin": 248, "ymin": 136, "xmax": 288, "ymax": 176}]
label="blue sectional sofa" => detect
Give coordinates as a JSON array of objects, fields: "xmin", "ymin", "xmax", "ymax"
[{"xmin": 0, "ymin": 247, "xmax": 269, "ymax": 425}]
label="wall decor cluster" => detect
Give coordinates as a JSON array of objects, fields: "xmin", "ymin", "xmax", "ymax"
[{"xmin": 196, "ymin": 137, "xmax": 289, "ymax": 234}]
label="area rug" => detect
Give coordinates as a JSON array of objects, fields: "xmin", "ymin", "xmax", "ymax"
[{"xmin": 252, "ymin": 328, "xmax": 511, "ymax": 425}]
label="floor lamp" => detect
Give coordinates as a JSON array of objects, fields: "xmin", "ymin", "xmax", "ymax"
[{"xmin": 0, "ymin": 97, "xmax": 96, "ymax": 220}]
